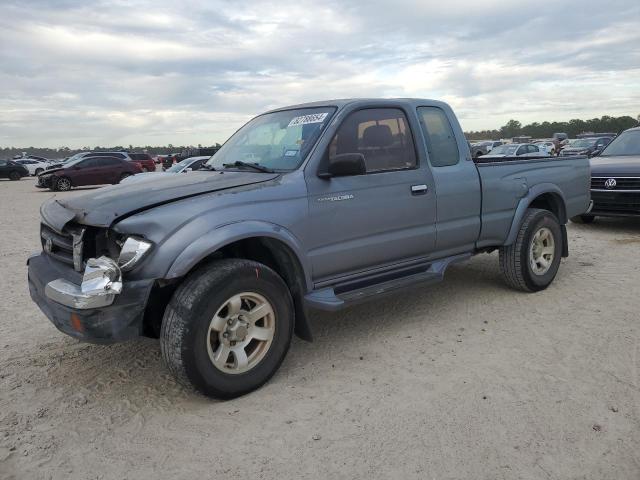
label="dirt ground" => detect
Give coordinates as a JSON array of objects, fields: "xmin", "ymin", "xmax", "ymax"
[{"xmin": 1, "ymin": 177, "xmax": 639, "ymax": 480}]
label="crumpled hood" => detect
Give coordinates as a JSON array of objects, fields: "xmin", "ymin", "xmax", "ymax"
[
  {"xmin": 590, "ymin": 155, "xmax": 640, "ymax": 176},
  {"xmin": 41, "ymin": 171, "xmax": 279, "ymax": 231}
]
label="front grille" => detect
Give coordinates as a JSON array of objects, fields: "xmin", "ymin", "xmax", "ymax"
[
  {"xmin": 591, "ymin": 191, "xmax": 640, "ymax": 215},
  {"xmin": 591, "ymin": 177, "xmax": 640, "ymax": 191},
  {"xmin": 41, "ymin": 223, "xmax": 85, "ymax": 271}
]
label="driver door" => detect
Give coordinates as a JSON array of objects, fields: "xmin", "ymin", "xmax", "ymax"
[{"xmin": 305, "ymin": 107, "xmax": 437, "ymax": 282}]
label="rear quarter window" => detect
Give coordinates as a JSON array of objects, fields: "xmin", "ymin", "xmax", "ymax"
[{"xmin": 417, "ymin": 107, "xmax": 460, "ymax": 167}]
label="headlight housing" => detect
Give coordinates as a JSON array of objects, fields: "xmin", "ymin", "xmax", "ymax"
[{"xmin": 117, "ymin": 236, "xmax": 153, "ymax": 271}]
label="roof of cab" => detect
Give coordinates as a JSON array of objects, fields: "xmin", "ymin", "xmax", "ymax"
[{"xmin": 264, "ymin": 98, "xmax": 450, "ymax": 114}]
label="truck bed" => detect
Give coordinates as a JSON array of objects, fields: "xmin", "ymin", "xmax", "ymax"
[{"xmin": 475, "ymin": 155, "xmax": 591, "ymax": 248}]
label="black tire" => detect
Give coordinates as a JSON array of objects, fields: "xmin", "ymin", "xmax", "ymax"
[
  {"xmin": 8, "ymin": 171, "xmax": 21, "ymax": 181},
  {"xmin": 499, "ymin": 208, "xmax": 563, "ymax": 292},
  {"xmin": 34, "ymin": 168, "xmax": 44, "ymax": 176},
  {"xmin": 54, "ymin": 176, "xmax": 71, "ymax": 191},
  {"xmin": 571, "ymin": 215, "xmax": 595, "ymax": 224},
  {"xmin": 160, "ymin": 258, "xmax": 294, "ymax": 399}
]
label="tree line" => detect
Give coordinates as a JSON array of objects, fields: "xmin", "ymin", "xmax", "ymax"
[{"xmin": 465, "ymin": 115, "xmax": 639, "ymax": 141}]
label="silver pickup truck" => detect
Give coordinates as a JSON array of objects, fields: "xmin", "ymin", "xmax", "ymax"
[{"xmin": 27, "ymin": 99, "xmax": 590, "ymax": 398}]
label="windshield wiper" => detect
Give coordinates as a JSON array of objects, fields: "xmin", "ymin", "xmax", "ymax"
[{"xmin": 222, "ymin": 160, "xmax": 274, "ymax": 173}]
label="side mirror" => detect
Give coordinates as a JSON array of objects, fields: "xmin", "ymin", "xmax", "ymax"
[{"xmin": 318, "ymin": 153, "xmax": 366, "ymax": 179}]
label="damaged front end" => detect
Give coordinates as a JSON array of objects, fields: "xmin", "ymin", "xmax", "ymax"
[{"xmin": 28, "ymin": 199, "xmax": 155, "ymax": 343}]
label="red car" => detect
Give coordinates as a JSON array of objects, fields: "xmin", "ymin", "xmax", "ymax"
[
  {"xmin": 129, "ymin": 153, "xmax": 156, "ymax": 172},
  {"xmin": 36, "ymin": 155, "xmax": 142, "ymax": 191}
]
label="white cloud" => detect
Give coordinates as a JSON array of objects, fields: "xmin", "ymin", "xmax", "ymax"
[{"xmin": 0, "ymin": 0, "xmax": 638, "ymax": 147}]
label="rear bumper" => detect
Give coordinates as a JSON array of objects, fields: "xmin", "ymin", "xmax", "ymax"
[{"xmin": 27, "ymin": 253, "xmax": 154, "ymax": 344}]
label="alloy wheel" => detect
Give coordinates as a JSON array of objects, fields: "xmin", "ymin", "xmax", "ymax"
[
  {"xmin": 206, "ymin": 292, "xmax": 276, "ymax": 375},
  {"xmin": 529, "ymin": 227, "xmax": 555, "ymax": 275}
]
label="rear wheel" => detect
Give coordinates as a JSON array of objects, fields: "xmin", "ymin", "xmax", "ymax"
[
  {"xmin": 54, "ymin": 177, "xmax": 71, "ymax": 191},
  {"xmin": 571, "ymin": 215, "xmax": 595, "ymax": 224},
  {"xmin": 8, "ymin": 171, "xmax": 21, "ymax": 181},
  {"xmin": 499, "ymin": 208, "xmax": 563, "ymax": 292},
  {"xmin": 160, "ymin": 259, "xmax": 294, "ymax": 399}
]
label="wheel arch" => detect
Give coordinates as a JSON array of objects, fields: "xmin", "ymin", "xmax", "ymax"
[
  {"xmin": 505, "ymin": 184, "xmax": 567, "ymax": 247},
  {"xmin": 162, "ymin": 222, "xmax": 314, "ymax": 341}
]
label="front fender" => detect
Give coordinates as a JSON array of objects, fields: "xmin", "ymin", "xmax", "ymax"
[
  {"xmin": 505, "ymin": 183, "xmax": 567, "ymax": 246},
  {"xmin": 164, "ymin": 220, "xmax": 313, "ymax": 290}
]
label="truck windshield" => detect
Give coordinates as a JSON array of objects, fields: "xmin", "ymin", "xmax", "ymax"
[
  {"xmin": 599, "ymin": 130, "xmax": 640, "ymax": 156},
  {"xmin": 205, "ymin": 107, "xmax": 336, "ymax": 172}
]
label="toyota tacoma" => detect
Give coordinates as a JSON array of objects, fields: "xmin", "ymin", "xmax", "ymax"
[{"xmin": 28, "ymin": 99, "xmax": 590, "ymax": 398}]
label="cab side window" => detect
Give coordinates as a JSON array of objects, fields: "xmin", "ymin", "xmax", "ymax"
[
  {"xmin": 329, "ymin": 108, "xmax": 417, "ymax": 173},
  {"xmin": 99, "ymin": 158, "xmax": 121, "ymax": 167},
  {"xmin": 417, "ymin": 107, "xmax": 459, "ymax": 167},
  {"xmin": 79, "ymin": 158, "xmax": 99, "ymax": 168}
]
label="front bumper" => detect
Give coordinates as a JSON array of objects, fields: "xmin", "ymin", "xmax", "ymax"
[
  {"xmin": 28, "ymin": 253, "xmax": 154, "ymax": 343},
  {"xmin": 590, "ymin": 190, "xmax": 640, "ymax": 217},
  {"xmin": 36, "ymin": 176, "xmax": 53, "ymax": 188}
]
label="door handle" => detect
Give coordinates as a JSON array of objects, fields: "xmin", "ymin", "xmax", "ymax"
[{"xmin": 411, "ymin": 184, "xmax": 428, "ymax": 195}]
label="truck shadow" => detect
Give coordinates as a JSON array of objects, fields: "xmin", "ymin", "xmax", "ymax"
[{"xmin": 569, "ymin": 217, "xmax": 640, "ymax": 234}]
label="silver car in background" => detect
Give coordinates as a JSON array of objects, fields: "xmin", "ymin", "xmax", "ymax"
[{"xmin": 482, "ymin": 143, "xmax": 549, "ymax": 158}]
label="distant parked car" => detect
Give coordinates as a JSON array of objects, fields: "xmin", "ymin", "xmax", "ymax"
[
  {"xmin": 533, "ymin": 141, "xmax": 557, "ymax": 155},
  {"xmin": 471, "ymin": 140, "xmax": 503, "ymax": 157},
  {"xmin": 36, "ymin": 156, "xmax": 142, "ymax": 191},
  {"xmin": 0, "ymin": 159, "xmax": 29, "ymax": 181},
  {"xmin": 121, "ymin": 156, "xmax": 210, "ymax": 184},
  {"xmin": 14, "ymin": 158, "xmax": 51, "ymax": 176},
  {"xmin": 128, "ymin": 153, "xmax": 156, "ymax": 172},
  {"xmin": 162, "ymin": 154, "xmax": 179, "ymax": 170},
  {"xmin": 573, "ymin": 127, "xmax": 640, "ymax": 223},
  {"xmin": 560, "ymin": 137, "xmax": 612, "ymax": 157},
  {"xmin": 482, "ymin": 143, "xmax": 548, "ymax": 158}
]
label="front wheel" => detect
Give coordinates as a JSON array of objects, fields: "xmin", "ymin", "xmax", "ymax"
[
  {"xmin": 499, "ymin": 208, "xmax": 563, "ymax": 292},
  {"xmin": 160, "ymin": 259, "xmax": 294, "ymax": 399},
  {"xmin": 34, "ymin": 168, "xmax": 44, "ymax": 176},
  {"xmin": 54, "ymin": 176, "xmax": 71, "ymax": 191}
]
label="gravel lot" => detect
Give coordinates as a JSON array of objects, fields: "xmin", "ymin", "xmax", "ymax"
[{"xmin": 1, "ymin": 177, "xmax": 639, "ymax": 480}]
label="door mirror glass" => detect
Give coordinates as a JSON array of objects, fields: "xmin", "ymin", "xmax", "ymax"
[{"xmin": 320, "ymin": 153, "xmax": 366, "ymax": 178}]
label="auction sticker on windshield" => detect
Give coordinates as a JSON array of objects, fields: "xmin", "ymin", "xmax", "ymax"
[{"xmin": 288, "ymin": 113, "xmax": 328, "ymax": 127}]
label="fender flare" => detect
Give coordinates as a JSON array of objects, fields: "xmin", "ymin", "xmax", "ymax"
[
  {"xmin": 164, "ymin": 220, "xmax": 313, "ymax": 290},
  {"xmin": 505, "ymin": 183, "xmax": 568, "ymax": 246}
]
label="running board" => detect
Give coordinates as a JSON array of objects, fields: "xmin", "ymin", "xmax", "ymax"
[{"xmin": 304, "ymin": 253, "xmax": 471, "ymax": 311}]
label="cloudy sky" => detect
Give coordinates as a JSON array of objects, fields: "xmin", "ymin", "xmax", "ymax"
[{"xmin": 1, "ymin": 0, "xmax": 639, "ymax": 148}]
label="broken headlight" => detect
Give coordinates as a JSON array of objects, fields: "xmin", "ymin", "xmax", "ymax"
[{"xmin": 117, "ymin": 236, "xmax": 153, "ymax": 272}]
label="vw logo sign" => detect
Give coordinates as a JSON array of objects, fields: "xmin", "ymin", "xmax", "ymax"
[{"xmin": 604, "ymin": 178, "xmax": 617, "ymax": 189}]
